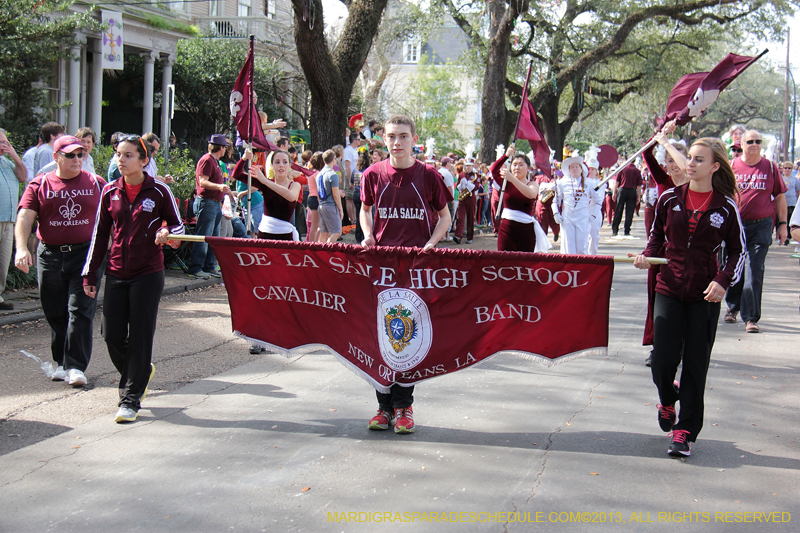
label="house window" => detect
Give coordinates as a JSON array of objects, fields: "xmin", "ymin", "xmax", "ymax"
[
  {"xmin": 209, "ymin": 0, "xmax": 221, "ymax": 16},
  {"xmin": 265, "ymin": 0, "xmax": 276, "ymax": 19},
  {"xmin": 239, "ymin": 0, "xmax": 252, "ymax": 17},
  {"xmin": 403, "ymin": 41, "xmax": 420, "ymax": 64}
]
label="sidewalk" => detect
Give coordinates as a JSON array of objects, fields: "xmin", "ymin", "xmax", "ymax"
[{"xmin": 0, "ymin": 269, "xmax": 221, "ymax": 327}]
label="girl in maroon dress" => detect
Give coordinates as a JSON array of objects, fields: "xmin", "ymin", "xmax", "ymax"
[{"xmin": 489, "ymin": 146, "xmax": 541, "ymax": 252}]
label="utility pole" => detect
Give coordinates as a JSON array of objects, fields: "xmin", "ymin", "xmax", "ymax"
[{"xmin": 784, "ymin": 28, "xmax": 791, "ymax": 161}]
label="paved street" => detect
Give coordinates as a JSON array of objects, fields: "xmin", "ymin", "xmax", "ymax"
[{"xmin": 1, "ymin": 219, "xmax": 798, "ymax": 532}]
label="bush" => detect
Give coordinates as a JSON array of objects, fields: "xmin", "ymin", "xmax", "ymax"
[{"xmin": 4, "ymin": 237, "xmax": 37, "ymax": 291}]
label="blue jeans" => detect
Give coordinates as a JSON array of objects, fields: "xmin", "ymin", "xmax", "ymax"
[
  {"xmin": 725, "ymin": 217, "xmax": 772, "ymax": 323},
  {"xmin": 37, "ymin": 243, "xmax": 104, "ymax": 371},
  {"xmin": 189, "ymin": 197, "xmax": 222, "ymax": 274}
]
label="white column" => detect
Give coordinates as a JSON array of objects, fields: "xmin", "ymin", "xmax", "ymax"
[
  {"xmin": 160, "ymin": 54, "xmax": 175, "ymax": 142},
  {"xmin": 141, "ymin": 51, "xmax": 158, "ymax": 134},
  {"xmin": 79, "ymin": 43, "xmax": 88, "ymax": 130},
  {"xmin": 68, "ymin": 42, "xmax": 82, "ymax": 133},
  {"xmin": 90, "ymin": 38, "xmax": 104, "ymax": 139},
  {"xmin": 58, "ymin": 57, "xmax": 67, "ymax": 126}
]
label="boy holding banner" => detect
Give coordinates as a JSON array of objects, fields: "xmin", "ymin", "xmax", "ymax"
[{"xmin": 359, "ymin": 115, "xmax": 452, "ymax": 433}]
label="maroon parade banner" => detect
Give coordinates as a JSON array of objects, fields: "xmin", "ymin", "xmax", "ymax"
[{"xmin": 207, "ymin": 238, "xmax": 614, "ymax": 393}]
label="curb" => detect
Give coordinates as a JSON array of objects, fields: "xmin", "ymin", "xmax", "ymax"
[{"xmin": 0, "ymin": 278, "xmax": 221, "ymax": 328}]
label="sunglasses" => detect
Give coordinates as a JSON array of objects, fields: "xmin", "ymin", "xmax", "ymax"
[
  {"xmin": 120, "ymin": 135, "xmax": 149, "ymax": 155},
  {"xmin": 59, "ymin": 151, "xmax": 85, "ymax": 159},
  {"xmin": 731, "ymin": 148, "xmax": 743, "ymax": 153},
  {"xmin": 745, "ymin": 139, "xmax": 762, "ymax": 145}
]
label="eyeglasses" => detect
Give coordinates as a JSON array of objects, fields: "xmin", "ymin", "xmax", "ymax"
[
  {"xmin": 58, "ymin": 151, "xmax": 85, "ymax": 159},
  {"xmin": 745, "ymin": 139, "xmax": 762, "ymax": 145}
]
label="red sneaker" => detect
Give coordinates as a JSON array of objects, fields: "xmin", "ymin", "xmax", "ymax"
[
  {"xmin": 394, "ymin": 407, "xmax": 415, "ymax": 434},
  {"xmin": 368, "ymin": 409, "xmax": 391, "ymax": 430}
]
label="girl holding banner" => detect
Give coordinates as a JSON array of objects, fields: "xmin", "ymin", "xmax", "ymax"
[
  {"xmin": 82, "ymin": 136, "xmax": 184, "ymax": 423},
  {"xmin": 633, "ymin": 138, "xmax": 744, "ymax": 457}
]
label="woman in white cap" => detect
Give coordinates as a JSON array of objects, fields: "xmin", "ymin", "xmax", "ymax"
[
  {"xmin": 586, "ymin": 158, "xmax": 605, "ymax": 255},
  {"xmin": 552, "ymin": 155, "xmax": 592, "ymax": 254}
]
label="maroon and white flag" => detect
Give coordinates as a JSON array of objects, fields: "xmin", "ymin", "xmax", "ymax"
[
  {"xmin": 229, "ymin": 40, "xmax": 279, "ymax": 153},
  {"xmin": 661, "ymin": 51, "xmax": 767, "ymax": 127},
  {"xmin": 229, "ymin": 40, "xmax": 313, "ymax": 176},
  {"xmin": 208, "ymin": 238, "xmax": 614, "ymax": 393}
]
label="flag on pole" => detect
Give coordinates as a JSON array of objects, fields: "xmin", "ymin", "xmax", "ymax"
[
  {"xmin": 230, "ymin": 42, "xmax": 279, "ymax": 152},
  {"xmin": 662, "ymin": 51, "xmax": 767, "ymax": 127},
  {"xmin": 230, "ymin": 40, "xmax": 313, "ymax": 176},
  {"xmin": 515, "ymin": 79, "xmax": 553, "ymax": 177}
]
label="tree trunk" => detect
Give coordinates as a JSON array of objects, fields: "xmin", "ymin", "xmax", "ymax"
[
  {"xmin": 291, "ymin": 0, "xmax": 387, "ymax": 151},
  {"xmin": 478, "ymin": 0, "xmax": 526, "ymax": 163}
]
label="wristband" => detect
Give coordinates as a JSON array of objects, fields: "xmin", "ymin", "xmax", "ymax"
[{"xmin": 777, "ymin": 221, "xmax": 787, "ymax": 226}]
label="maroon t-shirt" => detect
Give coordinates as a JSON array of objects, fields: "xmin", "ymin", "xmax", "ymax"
[
  {"xmin": 195, "ymin": 153, "xmax": 224, "ymax": 201},
  {"xmin": 361, "ymin": 159, "xmax": 452, "ymax": 247},
  {"xmin": 18, "ymin": 170, "xmax": 106, "ymax": 245},
  {"xmin": 617, "ymin": 165, "xmax": 643, "ymax": 189},
  {"xmin": 731, "ymin": 157, "xmax": 787, "ymax": 220}
]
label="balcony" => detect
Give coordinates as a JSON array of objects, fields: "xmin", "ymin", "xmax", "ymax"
[{"xmin": 195, "ymin": 17, "xmax": 287, "ymax": 44}]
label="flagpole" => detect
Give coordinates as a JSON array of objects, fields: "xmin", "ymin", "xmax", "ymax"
[
  {"xmin": 496, "ymin": 60, "xmax": 534, "ymax": 222},
  {"xmin": 246, "ymin": 35, "xmax": 255, "ymax": 237},
  {"xmin": 164, "ymin": 234, "xmax": 667, "ymax": 264},
  {"xmin": 594, "ymin": 138, "xmax": 656, "ymax": 190}
]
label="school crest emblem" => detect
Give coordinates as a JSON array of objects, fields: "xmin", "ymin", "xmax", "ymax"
[
  {"xmin": 709, "ymin": 212, "xmax": 724, "ymax": 228},
  {"xmin": 142, "ymin": 198, "xmax": 156, "ymax": 212},
  {"xmin": 377, "ymin": 289, "xmax": 432, "ymax": 371}
]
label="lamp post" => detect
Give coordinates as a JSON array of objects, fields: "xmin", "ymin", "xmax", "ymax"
[{"xmin": 781, "ymin": 66, "xmax": 797, "ymax": 162}]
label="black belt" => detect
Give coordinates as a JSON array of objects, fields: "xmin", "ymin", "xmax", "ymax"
[
  {"xmin": 45, "ymin": 242, "xmax": 90, "ymax": 253},
  {"xmin": 742, "ymin": 217, "xmax": 772, "ymax": 225}
]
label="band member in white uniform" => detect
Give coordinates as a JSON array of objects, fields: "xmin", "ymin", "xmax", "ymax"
[
  {"xmin": 553, "ymin": 155, "xmax": 593, "ymax": 254},
  {"xmin": 586, "ymin": 158, "xmax": 606, "ymax": 255}
]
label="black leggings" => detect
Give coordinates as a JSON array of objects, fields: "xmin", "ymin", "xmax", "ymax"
[
  {"xmin": 103, "ymin": 271, "xmax": 165, "ymax": 410},
  {"xmin": 651, "ymin": 292, "xmax": 720, "ymax": 441}
]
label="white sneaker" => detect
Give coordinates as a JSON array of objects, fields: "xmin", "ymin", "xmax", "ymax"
[
  {"xmin": 67, "ymin": 369, "xmax": 87, "ymax": 387},
  {"xmin": 51, "ymin": 366, "xmax": 67, "ymax": 381},
  {"xmin": 115, "ymin": 406, "xmax": 138, "ymax": 423}
]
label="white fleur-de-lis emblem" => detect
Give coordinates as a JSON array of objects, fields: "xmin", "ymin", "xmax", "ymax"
[
  {"xmin": 230, "ymin": 90, "xmax": 243, "ymax": 118},
  {"xmin": 59, "ymin": 197, "xmax": 81, "ymax": 221},
  {"xmin": 687, "ymin": 88, "xmax": 720, "ymax": 117}
]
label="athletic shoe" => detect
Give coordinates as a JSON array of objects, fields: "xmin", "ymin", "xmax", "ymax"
[
  {"xmin": 668, "ymin": 429, "xmax": 691, "ymax": 456},
  {"xmin": 554, "ymin": 234, "xmax": 559, "ymax": 242},
  {"xmin": 724, "ymin": 309, "xmax": 737, "ymax": 323},
  {"xmin": 368, "ymin": 409, "xmax": 392, "ymax": 430},
  {"xmin": 187, "ymin": 271, "xmax": 211, "ymax": 279},
  {"xmin": 0, "ymin": 301, "xmax": 14, "ymax": 310},
  {"xmin": 657, "ymin": 403, "xmax": 676, "ymax": 432},
  {"xmin": 205, "ymin": 268, "xmax": 222, "ymax": 278},
  {"xmin": 51, "ymin": 366, "xmax": 67, "ymax": 381},
  {"xmin": 140, "ymin": 364, "xmax": 156, "ymax": 401},
  {"xmin": 452, "ymin": 237, "xmax": 461, "ymax": 244},
  {"xmin": 67, "ymin": 369, "xmax": 87, "ymax": 387},
  {"xmin": 645, "ymin": 350, "xmax": 653, "ymax": 367},
  {"xmin": 249, "ymin": 345, "xmax": 266, "ymax": 354},
  {"xmin": 394, "ymin": 407, "xmax": 415, "ymax": 434},
  {"xmin": 115, "ymin": 406, "xmax": 138, "ymax": 423},
  {"xmin": 745, "ymin": 320, "xmax": 759, "ymax": 333},
  {"xmin": 466, "ymin": 239, "xmax": 472, "ymax": 244}
]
